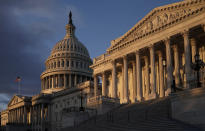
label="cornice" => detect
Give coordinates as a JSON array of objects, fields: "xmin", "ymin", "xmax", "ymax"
[
  {"xmin": 91, "ymin": 0, "xmax": 205, "ymax": 69},
  {"xmin": 107, "ymin": 0, "xmax": 205, "ymax": 53}
]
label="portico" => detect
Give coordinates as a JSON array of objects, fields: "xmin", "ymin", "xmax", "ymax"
[{"xmin": 91, "ymin": 0, "xmax": 205, "ymax": 103}]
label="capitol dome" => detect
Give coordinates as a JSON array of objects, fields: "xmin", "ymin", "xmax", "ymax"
[{"xmin": 40, "ymin": 12, "xmax": 93, "ymax": 94}]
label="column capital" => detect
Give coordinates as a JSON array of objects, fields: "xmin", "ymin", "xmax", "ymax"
[
  {"xmin": 135, "ymin": 50, "xmax": 140, "ymax": 55},
  {"xmin": 163, "ymin": 37, "xmax": 171, "ymax": 46},
  {"xmin": 190, "ymin": 37, "xmax": 197, "ymax": 46},
  {"xmin": 156, "ymin": 50, "xmax": 162, "ymax": 57},
  {"xmin": 131, "ymin": 60, "xmax": 136, "ymax": 65},
  {"xmin": 111, "ymin": 59, "xmax": 116, "ymax": 65},
  {"xmin": 172, "ymin": 44, "xmax": 178, "ymax": 52},
  {"xmin": 162, "ymin": 36, "xmax": 170, "ymax": 42},
  {"xmin": 181, "ymin": 29, "xmax": 190, "ymax": 37},
  {"xmin": 122, "ymin": 54, "xmax": 128, "ymax": 59},
  {"xmin": 148, "ymin": 44, "xmax": 154, "ymax": 50},
  {"xmin": 101, "ymin": 71, "xmax": 106, "ymax": 76}
]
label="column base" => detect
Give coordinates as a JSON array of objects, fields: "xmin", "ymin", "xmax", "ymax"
[
  {"xmin": 165, "ymin": 88, "xmax": 171, "ymax": 96},
  {"xmin": 136, "ymin": 96, "xmax": 142, "ymax": 102},
  {"xmin": 148, "ymin": 92, "xmax": 157, "ymax": 100},
  {"xmin": 122, "ymin": 98, "xmax": 129, "ymax": 104}
]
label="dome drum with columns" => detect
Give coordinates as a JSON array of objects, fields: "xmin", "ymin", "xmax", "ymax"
[{"xmin": 40, "ymin": 12, "xmax": 93, "ymax": 94}]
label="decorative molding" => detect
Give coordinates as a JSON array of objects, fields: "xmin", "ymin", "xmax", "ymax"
[{"xmin": 108, "ymin": 0, "xmax": 205, "ymax": 53}]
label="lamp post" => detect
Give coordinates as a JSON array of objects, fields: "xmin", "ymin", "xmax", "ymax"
[{"xmin": 192, "ymin": 53, "xmax": 205, "ymax": 88}]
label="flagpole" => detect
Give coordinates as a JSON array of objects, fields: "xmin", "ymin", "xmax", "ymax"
[{"xmin": 18, "ymin": 81, "xmax": 21, "ymax": 95}]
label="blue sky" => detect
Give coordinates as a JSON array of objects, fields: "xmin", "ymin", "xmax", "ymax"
[{"xmin": 0, "ymin": 0, "xmax": 182, "ymax": 111}]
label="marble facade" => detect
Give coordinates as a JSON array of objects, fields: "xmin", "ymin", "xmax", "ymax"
[
  {"xmin": 91, "ymin": 0, "xmax": 205, "ymax": 104},
  {"xmin": 1, "ymin": 0, "xmax": 205, "ymax": 131}
]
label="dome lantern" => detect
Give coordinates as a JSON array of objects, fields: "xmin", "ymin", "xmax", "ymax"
[{"xmin": 64, "ymin": 11, "xmax": 76, "ymax": 39}]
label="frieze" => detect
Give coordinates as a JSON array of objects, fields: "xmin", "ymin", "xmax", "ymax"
[{"xmin": 108, "ymin": 0, "xmax": 205, "ymax": 53}]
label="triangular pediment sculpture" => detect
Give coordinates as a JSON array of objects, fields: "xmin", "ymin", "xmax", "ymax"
[
  {"xmin": 108, "ymin": 0, "xmax": 205, "ymax": 52},
  {"xmin": 8, "ymin": 95, "xmax": 23, "ymax": 107}
]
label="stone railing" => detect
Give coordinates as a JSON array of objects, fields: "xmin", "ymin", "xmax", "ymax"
[
  {"xmin": 93, "ymin": 53, "xmax": 111, "ymax": 64},
  {"xmin": 87, "ymin": 95, "xmax": 120, "ymax": 104},
  {"xmin": 77, "ymin": 81, "xmax": 94, "ymax": 89}
]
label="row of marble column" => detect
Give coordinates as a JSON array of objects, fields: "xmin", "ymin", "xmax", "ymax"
[
  {"xmin": 94, "ymin": 29, "xmax": 202, "ymax": 103},
  {"xmin": 31, "ymin": 104, "xmax": 50, "ymax": 131},
  {"xmin": 41, "ymin": 74, "xmax": 91, "ymax": 90},
  {"xmin": 8, "ymin": 106, "xmax": 27, "ymax": 124}
]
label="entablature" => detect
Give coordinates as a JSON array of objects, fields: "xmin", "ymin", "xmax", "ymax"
[{"xmin": 107, "ymin": 0, "xmax": 205, "ymax": 53}]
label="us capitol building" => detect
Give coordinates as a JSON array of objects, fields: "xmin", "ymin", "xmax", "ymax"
[{"xmin": 1, "ymin": 0, "xmax": 205, "ymax": 131}]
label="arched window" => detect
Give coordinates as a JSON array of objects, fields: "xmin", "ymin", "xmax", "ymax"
[{"xmin": 71, "ymin": 61, "xmax": 74, "ymax": 67}]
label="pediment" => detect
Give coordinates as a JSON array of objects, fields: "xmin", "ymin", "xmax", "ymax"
[
  {"xmin": 109, "ymin": 0, "xmax": 205, "ymax": 50},
  {"xmin": 8, "ymin": 95, "xmax": 23, "ymax": 107}
]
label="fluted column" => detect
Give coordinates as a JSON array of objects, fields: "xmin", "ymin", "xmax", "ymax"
[
  {"xmin": 132, "ymin": 61, "xmax": 136, "ymax": 102},
  {"xmin": 48, "ymin": 105, "xmax": 51, "ymax": 122},
  {"xmin": 58, "ymin": 74, "xmax": 61, "ymax": 88},
  {"xmin": 112, "ymin": 60, "xmax": 117, "ymax": 98},
  {"xmin": 173, "ymin": 44, "xmax": 181, "ymax": 87},
  {"xmin": 34, "ymin": 106, "xmax": 36, "ymax": 128},
  {"xmin": 48, "ymin": 76, "xmax": 51, "ymax": 89},
  {"xmin": 144, "ymin": 56, "xmax": 150, "ymax": 100},
  {"xmin": 123, "ymin": 56, "xmax": 129, "ymax": 102},
  {"xmin": 149, "ymin": 45, "xmax": 156, "ymax": 97},
  {"xmin": 17, "ymin": 108, "xmax": 19, "ymax": 123},
  {"xmin": 16, "ymin": 108, "xmax": 17, "ymax": 123},
  {"xmin": 157, "ymin": 51, "xmax": 165, "ymax": 98},
  {"xmin": 190, "ymin": 38, "xmax": 197, "ymax": 63},
  {"xmin": 52, "ymin": 75, "xmax": 54, "ymax": 88},
  {"xmin": 121, "ymin": 65, "xmax": 124, "ymax": 101},
  {"xmin": 21, "ymin": 107, "xmax": 24, "ymax": 123},
  {"xmin": 69, "ymin": 74, "xmax": 72, "ymax": 88},
  {"xmin": 136, "ymin": 51, "xmax": 142, "ymax": 101},
  {"xmin": 165, "ymin": 38, "xmax": 173, "ymax": 94},
  {"xmin": 182, "ymin": 30, "xmax": 192, "ymax": 88},
  {"xmin": 44, "ymin": 77, "xmax": 48, "ymax": 90},
  {"xmin": 30, "ymin": 107, "xmax": 33, "ymax": 125},
  {"xmin": 94, "ymin": 75, "xmax": 98, "ymax": 97},
  {"xmin": 38, "ymin": 105, "xmax": 41, "ymax": 125},
  {"xmin": 74, "ymin": 74, "xmax": 77, "ymax": 86},
  {"xmin": 13, "ymin": 110, "xmax": 15, "ymax": 123},
  {"xmin": 24, "ymin": 106, "xmax": 27, "ymax": 124},
  {"xmin": 102, "ymin": 72, "xmax": 106, "ymax": 96},
  {"xmin": 41, "ymin": 104, "xmax": 44, "ymax": 131},
  {"xmin": 64, "ymin": 74, "xmax": 67, "ymax": 88}
]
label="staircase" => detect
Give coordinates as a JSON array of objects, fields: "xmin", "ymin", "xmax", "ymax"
[{"xmin": 63, "ymin": 97, "xmax": 202, "ymax": 131}]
